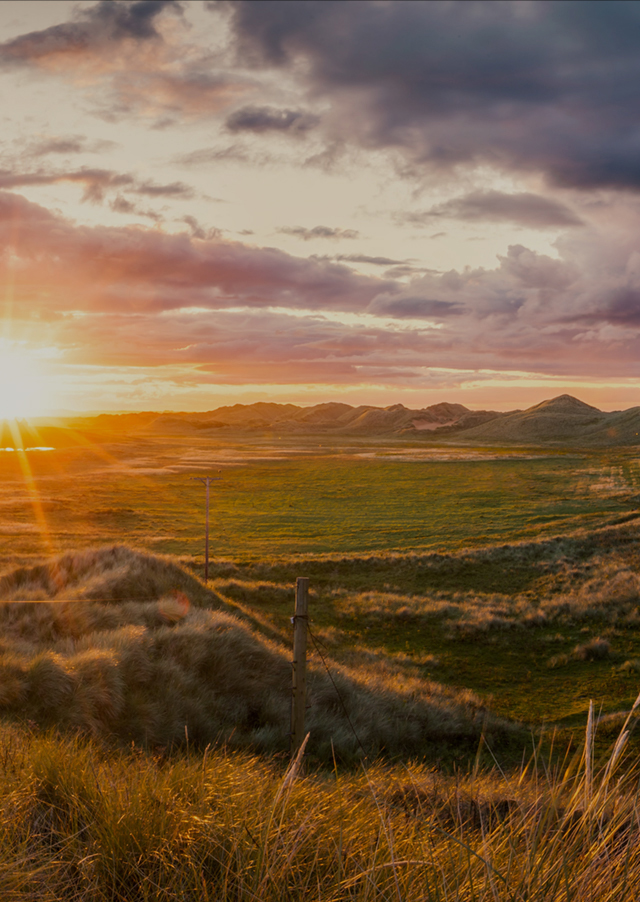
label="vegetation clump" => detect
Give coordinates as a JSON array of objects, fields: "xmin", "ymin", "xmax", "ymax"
[
  {"xmin": 574, "ymin": 636, "xmax": 612, "ymax": 661},
  {"xmin": 0, "ymin": 707, "xmax": 636, "ymax": 900},
  {"xmin": 0, "ymin": 546, "xmax": 511, "ymax": 761}
]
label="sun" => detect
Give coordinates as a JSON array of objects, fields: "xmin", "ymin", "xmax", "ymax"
[{"xmin": 0, "ymin": 341, "xmax": 54, "ymax": 420}]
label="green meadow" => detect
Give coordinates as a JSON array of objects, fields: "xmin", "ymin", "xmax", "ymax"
[
  {"xmin": 1, "ymin": 432, "xmax": 640, "ymax": 898},
  {"xmin": 1, "ymin": 434, "xmax": 639, "ymax": 562},
  {"xmin": 1, "ymin": 431, "xmax": 639, "ymax": 735}
]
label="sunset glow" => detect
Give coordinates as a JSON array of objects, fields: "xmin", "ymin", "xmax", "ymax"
[
  {"xmin": 0, "ymin": 342, "xmax": 53, "ymax": 419},
  {"xmin": 0, "ymin": 1, "xmax": 636, "ymax": 412}
]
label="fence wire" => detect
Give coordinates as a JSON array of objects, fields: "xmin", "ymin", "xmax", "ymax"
[{"xmin": 307, "ymin": 622, "xmax": 369, "ymax": 760}]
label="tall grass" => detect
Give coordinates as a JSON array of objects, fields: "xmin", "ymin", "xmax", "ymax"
[
  {"xmin": 0, "ymin": 546, "xmax": 512, "ymax": 761},
  {"xmin": 0, "ymin": 705, "xmax": 638, "ymax": 900}
]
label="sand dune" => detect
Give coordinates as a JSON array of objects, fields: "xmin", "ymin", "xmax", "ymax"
[{"xmin": 14, "ymin": 393, "xmax": 640, "ymax": 446}]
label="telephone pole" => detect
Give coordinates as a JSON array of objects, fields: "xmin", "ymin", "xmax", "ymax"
[{"xmin": 192, "ymin": 476, "xmax": 220, "ymax": 582}]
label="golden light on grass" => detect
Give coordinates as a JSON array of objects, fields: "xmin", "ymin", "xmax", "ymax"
[{"xmin": 5, "ymin": 416, "xmax": 55, "ymax": 557}]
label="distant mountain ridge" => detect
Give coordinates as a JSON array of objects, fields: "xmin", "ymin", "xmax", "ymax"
[
  {"xmin": 142, "ymin": 399, "xmax": 504, "ymax": 439},
  {"xmin": 136, "ymin": 393, "xmax": 640, "ymax": 446},
  {"xmin": 24, "ymin": 393, "xmax": 638, "ymax": 447},
  {"xmin": 455, "ymin": 394, "xmax": 640, "ymax": 445}
]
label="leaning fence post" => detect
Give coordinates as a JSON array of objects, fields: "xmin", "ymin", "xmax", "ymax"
[{"xmin": 291, "ymin": 577, "xmax": 309, "ymax": 757}]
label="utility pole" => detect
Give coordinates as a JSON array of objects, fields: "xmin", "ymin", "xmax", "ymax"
[
  {"xmin": 191, "ymin": 476, "xmax": 220, "ymax": 582},
  {"xmin": 291, "ymin": 577, "xmax": 309, "ymax": 757}
]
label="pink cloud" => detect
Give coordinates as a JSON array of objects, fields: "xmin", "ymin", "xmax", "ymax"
[{"xmin": 2, "ymin": 191, "xmax": 640, "ymax": 386}]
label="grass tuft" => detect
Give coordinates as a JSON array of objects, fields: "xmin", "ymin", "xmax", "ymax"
[
  {"xmin": 574, "ymin": 637, "xmax": 612, "ymax": 661},
  {"xmin": 0, "ymin": 707, "xmax": 634, "ymax": 899},
  {"xmin": 0, "ymin": 546, "xmax": 516, "ymax": 761}
]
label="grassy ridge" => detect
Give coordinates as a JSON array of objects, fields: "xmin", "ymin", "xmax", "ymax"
[
  {"xmin": 0, "ymin": 510, "xmax": 638, "ymax": 895},
  {"xmin": 207, "ymin": 519, "xmax": 640, "ymax": 730},
  {"xmin": 0, "ymin": 546, "xmax": 512, "ymax": 763},
  {"xmin": 2, "ymin": 519, "xmax": 640, "ymax": 755}
]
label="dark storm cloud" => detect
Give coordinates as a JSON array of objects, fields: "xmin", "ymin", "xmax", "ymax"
[
  {"xmin": 570, "ymin": 288, "xmax": 640, "ymax": 326},
  {"xmin": 226, "ymin": 105, "xmax": 319, "ymax": 134},
  {"xmin": 0, "ymin": 0, "xmax": 180, "ymax": 64},
  {"xmin": 278, "ymin": 225, "xmax": 360, "ymax": 241},
  {"xmin": 404, "ymin": 191, "xmax": 584, "ymax": 230},
  {"xmin": 224, "ymin": 0, "xmax": 640, "ymax": 190},
  {"xmin": 605, "ymin": 290, "xmax": 640, "ymax": 325}
]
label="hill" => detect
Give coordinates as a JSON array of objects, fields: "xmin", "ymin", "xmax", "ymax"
[
  {"xmin": 22, "ymin": 393, "xmax": 640, "ymax": 446},
  {"xmin": 137, "ymin": 394, "xmax": 640, "ymax": 445},
  {"xmin": 456, "ymin": 394, "xmax": 640, "ymax": 445},
  {"xmin": 142, "ymin": 400, "xmax": 503, "ymax": 438},
  {"xmin": 0, "ymin": 546, "xmax": 507, "ymax": 760}
]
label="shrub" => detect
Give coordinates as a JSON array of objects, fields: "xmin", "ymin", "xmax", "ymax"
[{"xmin": 574, "ymin": 637, "xmax": 611, "ymax": 661}]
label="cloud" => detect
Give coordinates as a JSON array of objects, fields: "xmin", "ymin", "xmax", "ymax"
[
  {"xmin": 0, "ymin": 0, "xmax": 180, "ymax": 66},
  {"xmin": 226, "ymin": 104, "xmax": 319, "ymax": 134},
  {"xmin": 4, "ymin": 190, "xmax": 640, "ymax": 384},
  {"xmin": 173, "ymin": 144, "xmax": 252, "ymax": 167},
  {"xmin": 27, "ymin": 136, "xmax": 118, "ymax": 157},
  {"xmin": 0, "ymin": 191, "xmax": 388, "ymax": 318},
  {"xmin": 109, "ymin": 196, "xmax": 163, "ymax": 221},
  {"xmin": 278, "ymin": 225, "xmax": 360, "ymax": 241},
  {"xmin": 224, "ymin": 0, "xmax": 640, "ymax": 190},
  {"xmin": 172, "ymin": 141, "xmax": 283, "ymax": 171},
  {"xmin": 0, "ymin": 167, "xmax": 194, "ymax": 205},
  {"xmin": 369, "ymin": 297, "xmax": 464, "ymax": 318},
  {"xmin": 180, "ymin": 215, "xmax": 222, "ymax": 240},
  {"xmin": 135, "ymin": 180, "xmax": 194, "ymax": 199},
  {"xmin": 336, "ymin": 254, "xmax": 406, "ymax": 266},
  {"xmin": 0, "ymin": 2, "xmax": 246, "ymax": 125},
  {"xmin": 96, "ymin": 70, "xmax": 248, "ymax": 124},
  {"xmin": 403, "ymin": 191, "xmax": 584, "ymax": 230}
]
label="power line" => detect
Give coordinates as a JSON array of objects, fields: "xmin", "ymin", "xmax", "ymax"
[{"xmin": 0, "ymin": 594, "xmax": 191, "ymax": 604}]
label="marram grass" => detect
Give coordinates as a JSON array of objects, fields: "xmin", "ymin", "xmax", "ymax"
[
  {"xmin": 0, "ymin": 542, "xmax": 640, "ymax": 896},
  {"xmin": 0, "ymin": 709, "xmax": 639, "ymax": 900},
  {"xmin": 0, "ymin": 546, "xmax": 511, "ymax": 762}
]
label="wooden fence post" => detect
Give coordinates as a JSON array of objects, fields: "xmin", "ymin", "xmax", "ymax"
[{"xmin": 291, "ymin": 577, "xmax": 309, "ymax": 757}]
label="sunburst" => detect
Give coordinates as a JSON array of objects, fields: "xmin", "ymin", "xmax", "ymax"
[{"xmin": 0, "ymin": 340, "xmax": 53, "ymax": 420}]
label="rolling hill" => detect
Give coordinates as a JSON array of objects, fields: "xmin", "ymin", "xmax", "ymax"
[
  {"xmin": 138, "ymin": 394, "xmax": 640, "ymax": 445},
  {"xmin": 142, "ymin": 399, "xmax": 503, "ymax": 438},
  {"xmin": 11, "ymin": 393, "xmax": 640, "ymax": 446},
  {"xmin": 455, "ymin": 394, "xmax": 640, "ymax": 446}
]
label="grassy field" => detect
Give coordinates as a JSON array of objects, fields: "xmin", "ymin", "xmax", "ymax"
[
  {"xmin": 1, "ymin": 431, "xmax": 640, "ymax": 734},
  {"xmin": 1, "ymin": 428, "xmax": 640, "ymax": 897},
  {"xmin": 1, "ymin": 431, "xmax": 639, "ymax": 565}
]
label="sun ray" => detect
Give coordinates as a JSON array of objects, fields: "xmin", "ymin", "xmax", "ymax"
[{"xmin": 6, "ymin": 417, "xmax": 54, "ymax": 559}]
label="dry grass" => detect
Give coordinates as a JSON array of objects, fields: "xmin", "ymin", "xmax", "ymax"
[
  {"xmin": 0, "ymin": 704, "xmax": 636, "ymax": 900},
  {"xmin": 332, "ymin": 563, "xmax": 640, "ymax": 638},
  {"xmin": 0, "ymin": 546, "xmax": 513, "ymax": 761}
]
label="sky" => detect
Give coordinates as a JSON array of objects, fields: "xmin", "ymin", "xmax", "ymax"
[{"xmin": 2, "ymin": 0, "xmax": 640, "ymax": 414}]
